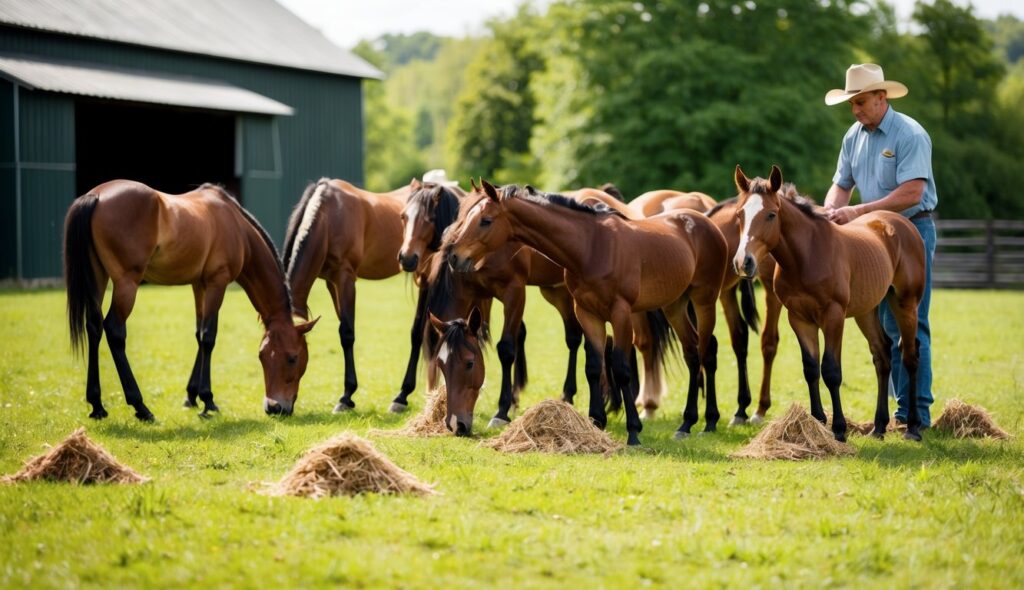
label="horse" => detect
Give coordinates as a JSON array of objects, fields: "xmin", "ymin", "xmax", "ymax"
[
  {"xmin": 396, "ymin": 180, "xmax": 588, "ymax": 430},
  {"xmin": 283, "ymin": 177, "xmax": 427, "ymax": 413},
  {"xmin": 446, "ymin": 181, "xmax": 728, "ymax": 445},
  {"xmin": 733, "ymin": 165, "xmax": 926, "ymax": 441},
  {"xmin": 63, "ymin": 180, "xmax": 318, "ymax": 420},
  {"xmin": 627, "ymin": 190, "xmax": 718, "ymax": 217},
  {"xmin": 428, "ymin": 308, "xmax": 486, "ymax": 436}
]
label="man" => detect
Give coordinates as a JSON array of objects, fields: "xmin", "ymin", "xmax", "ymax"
[{"xmin": 823, "ymin": 63, "xmax": 938, "ymax": 427}]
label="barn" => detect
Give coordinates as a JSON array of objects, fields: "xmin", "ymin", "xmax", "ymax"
[{"xmin": 0, "ymin": 0, "xmax": 382, "ymax": 280}]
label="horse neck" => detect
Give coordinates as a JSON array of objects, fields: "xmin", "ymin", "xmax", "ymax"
[
  {"xmin": 769, "ymin": 199, "xmax": 827, "ymax": 275},
  {"xmin": 502, "ymin": 197, "xmax": 597, "ymax": 275},
  {"xmin": 236, "ymin": 226, "xmax": 292, "ymax": 325}
]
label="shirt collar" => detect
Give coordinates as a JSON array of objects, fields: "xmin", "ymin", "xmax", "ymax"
[{"xmin": 874, "ymin": 105, "xmax": 896, "ymax": 135}]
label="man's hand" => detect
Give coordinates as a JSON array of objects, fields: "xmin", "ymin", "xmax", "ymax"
[{"xmin": 826, "ymin": 205, "xmax": 859, "ymax": 225}]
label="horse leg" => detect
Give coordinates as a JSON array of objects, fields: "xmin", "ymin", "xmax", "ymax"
[
  {"xmin": 753, "ymin": 289, "xmax": 782, "ymax": 423},
  {"xmin": 540, "ymin": 285, "xmax": 582, "ymax": 404},
  {"xmin": 85, "ymin": 290, "xmax": 107, "ymax": 419},
  {"xmin": 185, "ymin": 285, "xmax": 204, "ymax": 408},
  {"xmin": 820, "ymin": 308, "xmax": 847, "ymax": 442},
  {"xmin": 610, "ymin": 303, "xmax": 641, "ymax": 445},
  {"xmin": 662, "ymin": 299, "xmax": 701, "ymax": 438},
  {"xmin": 854, "ymin": 312, "xmax": 893, "ymax": 438},
  {"xmin": 575, "ymin": 306, "xmax": 608, "ymax": 430},
  {"xmin": 192, "ymin": 284, "xmax": 227, "ymax": 416},
  {"xmin": 490, "ymin": 285, "xmax": 526, "ymax": 428},
  {"xmin": 514, "ymin": 321, "xmax": 528, "ymax": 408},
  {"xmin": 103, "ymin": 277, "xmax": 154, "ymax": 422},
  {"xmin": 391, "ymin": 285, "xmax": 428, "ymax": 413},
  {"xmin": 788, "ymin": 315, "xmax": 825, "ymax": 424},
  {"xmin": 632, "ymin": 313, "xmax": 659, "ymax": 420},
  {"xmin": 888, "ymin": 291, "xmax": 922, "ymax": 441},
  {"xmin": 330, "ymin": 271, "xmax": 358, "ymax": 412},
  {"xmin": 692, "ymin": 289, "xmax": 721, "ymax": 433},
  {"xmin": 719, "ymin": 285, "xmax": 751, "ymax": 425}
]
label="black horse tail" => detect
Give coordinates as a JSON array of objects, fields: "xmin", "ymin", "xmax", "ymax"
[
  {"xmin": 604, "ymin": 309, "xmax": 678, "ymax": 414},
  {"xmin": 739, "ymin": 278, "xmax": 760, "ymax": 333},
  {"xmin": 514, "ymin": 322, "xmax": 528, "ymax": 393},
  {"xmin": 604, "ymin": 335, "xmax": 620, "ymax": 413},
  {"xmin": 64, "ymin": 194, "xmax": 100, "ymax": 358}
]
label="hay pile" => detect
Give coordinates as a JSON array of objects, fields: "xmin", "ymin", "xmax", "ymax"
[
  {"xmin": 1, "ymin": 427, "xmax": 148, "ymax": 485},
  {"xmin": 481, "ymin": 399, "xmax": 622, "ymax": 454},
  {"xmin": 260, "ymin": 433, "xmax": 435, "ymax": 498},
  {"xmin": 732, "ymin": 404, "xmax": 856, "ymax": 460},
  {"xmin": 372, "ymin": 387, "xmax": 450, "ymax": 438},
  {"xmin": 933, "ymin": 398, "xmax": 1013, "ymax": 440},
  {"xmin": 826, "ymin": 414, "xmax": 900, "ymax": 437}
]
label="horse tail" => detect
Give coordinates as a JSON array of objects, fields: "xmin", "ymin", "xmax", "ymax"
[
  {"xmin": 64, "ymin": 194, "xmax": 100, "ymax": 358},
  {"xmin": 514, "ymin": 322, "xmax": 528, "ymax": 393},
  {"xmin": 738, "ymin": 278, "xmax": 760, "ymax": 333},
  {"xmin": 283, "ymin": 178, "xmax": 331, "ymax": 275}
]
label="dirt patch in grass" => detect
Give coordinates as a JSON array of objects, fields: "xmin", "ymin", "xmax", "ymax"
[
  {"xmin": 482, "ymin": 399, "xmax": 622, "ymax": 455},
  {"xmin": 1, "ymin": 427, "xmax": 148, "ymax": 485},
  {"xmin": 259, "ymin": 433, "xmax": 435, "ymax": 498},
  {"xmin": 732, "ymin": 404, "xmax": 856, "ymax": 460}
]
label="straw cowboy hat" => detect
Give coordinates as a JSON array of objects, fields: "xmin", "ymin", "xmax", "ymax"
[
  {"xmin": 422, "ymin": 169, "xmax": 459, "ymax": 188},
  {"xmin": 825, "ymin": 63, "xmax": 908, "ymax": 106}
]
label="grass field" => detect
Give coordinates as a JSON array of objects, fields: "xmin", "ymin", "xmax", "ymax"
[{"xmin": 1, "ymin": 278, "xmax": 1022, "ymax": 589}]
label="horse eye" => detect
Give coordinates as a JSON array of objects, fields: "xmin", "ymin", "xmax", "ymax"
[
  {"xmin": 287, "ymin": 355, "xmax": 299, "ymax": 366},
  {"xmin": 465, "ymin": 360, "xmax": 475, "ymax": 370},
  {"xmin": 480, "ymin": 218, "xmax": 493, "ymax": 227},
  {"xmin": 767, "ymin": 212, "xmax": 777, "ymax": 221}
]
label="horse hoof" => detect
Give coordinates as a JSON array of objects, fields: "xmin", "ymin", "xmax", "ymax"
[
  {"xmin": 333, "ymin": 400, "xmax": 355, "ymax": 414},
  {"xmin": 903, "ymin": 431, "xmax": 923, "ymax": 442},
  {"xmin": 136, "ymin": 410, "xmax": 155, "ymax": 422},
  {"xmin": 699, "ymin": 428, "xmax": 716, "ymax": 436},
  {"xmin": 488, "ymin": 417, "xmax": 510, "ymax": 429},
  {"xmin": 729, "ymin": 416, "xmax": 747, "ymax": 426},
  {"xmin": 198, "ymin": 411, "xmax": 214, "ymax": 420},
  {"xmin": 834, "ymin": 432, "xmax": 847, "ymax": 443},
  {"xmin": 871, "ymin": 430, "xmax": 885, "ymax": 440},
  {"xmin": 183, "ymin": 398, "xmax": 198, "ymax": 408},
  {"xmin": 590, "ymin": 418, "xmax": 607, "ymax": 430},
  {"xmin": 89, "ymin": 408, "xmax": 108, "ymax": 420},
  {"xmin": 749, "ymin": 414, "xmax": 765, "ymax": 425},
  {"xmin": 561, "ymin": 394, "xmax": 575, "ymax": 405},
  {"xmin": 626, "ymin": 433, "xmax": 641, "ymax": 446},
  {"xmin": 388, "ymin": 402, "xmax": 408, "ymax": 414},
  {"xmin": 673, "ymin": 430, "xmax": 690, "ymax": 440},
  {"xmin": 203, "ymin": 402, "xmax": 220, "ymax": 413}
]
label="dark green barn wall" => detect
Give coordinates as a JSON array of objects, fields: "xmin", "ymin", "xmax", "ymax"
[
  {"xmin": 0, "ymin": 79, "xmax": 15, "ymax": 278},
  {"xmin": 0, "ymin": 25, "xmax": 367, "ymax": 278}
]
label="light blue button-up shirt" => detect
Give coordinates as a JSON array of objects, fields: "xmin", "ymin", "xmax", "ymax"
[{"xmin": 832, "ymin": 106, "xmax": 938, "ymax": 217}]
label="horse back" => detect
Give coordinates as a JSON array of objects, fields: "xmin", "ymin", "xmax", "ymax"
[
  {"xmin": 627, "ymin": 212, "xmax": 727, "ymax": 308},
  {"xmin": 840, "ymin": 211, "xmax": 923, "ymax": 315},
  {"xmin": 324, "ymin": 180, "xmax": 404, "ymax": 279}
]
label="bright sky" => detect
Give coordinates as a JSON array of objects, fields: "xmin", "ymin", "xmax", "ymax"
[{"xmin": 276, "ymin": 0, "xmax": 1024, "ymax": 50}]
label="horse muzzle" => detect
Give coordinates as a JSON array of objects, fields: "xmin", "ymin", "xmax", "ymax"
[
  {"xmin": 264, "ymin": 397, "xmax": 294, "ymax": 416},
  {"xmin": 447, "ymin": 413, "xmax": 473, "ymax": 436},
  {"xmin": 733, "ymin": 253, "xmax": 757, "ymax": 278},
  {"xmin": 447, "ymin": 252, "xmax": 475, "ymax": 273},
  {"xmin": 398, "ymin": 251, "xmax": 419, "ymax": 272}
]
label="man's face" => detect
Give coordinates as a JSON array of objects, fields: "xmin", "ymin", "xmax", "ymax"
[{"xmin": 849, "ymin": 90, "xmax": 887, "ymax": 130}]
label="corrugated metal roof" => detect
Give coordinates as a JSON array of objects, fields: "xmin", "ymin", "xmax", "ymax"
[
  {"xmin": 0, "ymin": 0, "xmax": 383, "ymax": 79},
  {"xmin": 0, "ymin": 54, "xmax": 295, "ymax": 115}
]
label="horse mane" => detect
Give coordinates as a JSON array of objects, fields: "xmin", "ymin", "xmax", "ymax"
[
  {"xmin": 198, "ymin": 182, "xmax": 293, "ymax": 317},
  {"xmin": 505, "ymin": 184, "xmax": 627, "ymax": 219},
  {"xmin": 283, "ymin": 179, "xmax": 333, "ymax": 279},
  {"xmin": 745, "ymin": 179, "xmax": 824, "ymax": 221},
  {"xmin": 707, "ymin": 196, "xmax": 739, "ymax": 218},
  {"xmin": 410, "ymin": 183, "xmax": 462, "ymax": 251},
  {"xmin": 599, "ymin": 183, "xmax": 625, "ymax": 201}
]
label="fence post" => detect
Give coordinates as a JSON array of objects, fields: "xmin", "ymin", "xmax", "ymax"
[{"xmin": 985, "ymin": 219, "xmax": 995, "ymax": 288}]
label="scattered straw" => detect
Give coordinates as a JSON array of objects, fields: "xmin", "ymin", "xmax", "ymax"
[
  {"xmin": 259, "ymin": 433, "xmax": 435, "ymax": 498},
  {"xmin": 826, "ymin": 414, "xmax": 902, "ymax": 437},
  {"xmin": 933, "ymin": 398, "xmax": 1012, "ymax": 440},
  {"xmin": 732, "ymin": 404, "xmax": 856, "ymax": 460},
  {"xmin": 371, "ymin": 387, "xmax": 450, "ymax": 438},
  {"xmin": 1, "ymin": 427, "xmax": 148, "ymax": 485},
  {"xmin": 481, "ymin": 399, "xmax": 622, "ymax": 454}
]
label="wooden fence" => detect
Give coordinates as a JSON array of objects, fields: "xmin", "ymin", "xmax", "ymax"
[{"xmin": 934, "ymin": 219, "xmax": 1024, "ymax": 289}]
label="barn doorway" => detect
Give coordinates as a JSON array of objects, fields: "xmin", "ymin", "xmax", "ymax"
[{"xmin": 75, "ymin": 100, "xmax": 239, "ymax": 198}]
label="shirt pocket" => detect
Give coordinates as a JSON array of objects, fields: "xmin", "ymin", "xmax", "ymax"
[{"xmin": 879, "ymin": 153, "xmax": 898, "ymax": 191}]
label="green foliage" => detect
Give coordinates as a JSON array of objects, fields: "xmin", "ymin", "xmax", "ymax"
[
  {"xmin": 986, "ymin": 15, "xmax": 1024, "ymax": 63},
  {"xmin": 1, "ymin": 284, "xmax": 1023, "ymax": 586}
]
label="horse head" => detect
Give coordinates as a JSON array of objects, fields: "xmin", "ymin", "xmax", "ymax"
[
  {"xmin": 429, "ymin": 308, "xmax": 485, "ymax": 436},
  {"xmin": 260, "ymin": 316, "xmax": 319, "ymax": 416},
  {"xmin": 446, "ymin": 179, "xmax": 513, "ymax": 273},
  {"xmin": 398, "ymin": 181, "xmax": 462, "ymax": 272},
  {"xmin": 733, "ymin": 164, "xmax": 784, "ymax": 278}
]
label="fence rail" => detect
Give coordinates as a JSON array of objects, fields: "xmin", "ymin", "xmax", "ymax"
[{"xmin": 935, "ymin": 219, "xmax": 1024, "ymax": 289}]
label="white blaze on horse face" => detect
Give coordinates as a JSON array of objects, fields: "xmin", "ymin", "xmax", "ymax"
[
  {"xmin": 735, "ymin": 194, "xmax": 764, "ymax": 268},
  {"xmin": 437, "ymin": 341, "xmax": 450, "ymax": 365},
  {"xmin": 401, "ymin": 201, "xmax": 423, "ymax": 249}
]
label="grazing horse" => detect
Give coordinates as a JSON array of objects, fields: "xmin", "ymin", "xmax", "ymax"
[
  {"xmin": 627, "ymin": 190, "xmax": 717, "ymax": 217},
  {"xmin": 64, "ymin": 180, "xmax": 318, "ymax": 420},
  {"xmin": 733, "ymin": 165, "xmax": 926, "ymax": 441},
  {"xmin": 283, "ymin": 177, "xmax": 426, "ymax": 413},
  {"xmin": 428, "ymin": 308, "xmax": 486, "ymax": 436},
  {"xmin": 446, "ymin": 181, "xmax": 728, "ymax": 445}
]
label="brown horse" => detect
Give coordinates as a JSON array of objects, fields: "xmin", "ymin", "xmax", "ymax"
[
  {"xmin": 446, "ymin": 181, "xmax": 728, "ymax": 445},
  {"xmin": 428, "ymin": 308, "xmax": 486, "ymax": 435},
  {"xmin": 283, "ymin": 177, "xmax": 423, "ymax": 413},
  {"xmin": 64, "ymin": 180, "xmax": 318, "ymax": 420},
  {"xmin": 628, "ymin": 190, "xmax": 717, "ymax": 217},
  {"xmin": 733, "ymin": 165, "xmax": 926, "ymax": 441},
  {"xmin": 396, "ymin": 181, "xmax": 588, "ymax": 430}
]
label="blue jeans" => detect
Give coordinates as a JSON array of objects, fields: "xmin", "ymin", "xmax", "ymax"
[{"xmin": 879, "ymin": 217, "xmax": 935, "ymax": 426}]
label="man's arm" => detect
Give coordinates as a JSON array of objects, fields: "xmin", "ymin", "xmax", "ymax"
[{"xmin": 826, "ymin": 179, "xmax": 925, "ymax": 225}]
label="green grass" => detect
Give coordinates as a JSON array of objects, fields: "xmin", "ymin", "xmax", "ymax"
[{"xmin": 1, "ymin": 278, "xmax": 1022, "ymax": 589}]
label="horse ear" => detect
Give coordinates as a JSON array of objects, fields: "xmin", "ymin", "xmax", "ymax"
[
  {"xmin": 296, "ymin": 315, "xmax": 320, "ymax": 334},
  {"xmin": 428, "ymin": 312, "xmax": 446, "ymax": 336},
  {"xmin": 468, "ymin": 307, "xmax": 483, "ymax": 336},
  {"xmin": 481, "ymin": 179, "xmax": 499, "ymax": 202},
  {"xmin": 470, "ymin": 178, "xmax": 479, "ymax": 192},
  {"xmin": 769, "ymin": 165, "xmax": 783, "ymax": 193},
  {"xmin": 734, "ymin": 165, "xmax": 751, "ymax": 194},
  {"xmin": 411, "ymin": 178, "xmax": 422, "ymax": 190}
]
